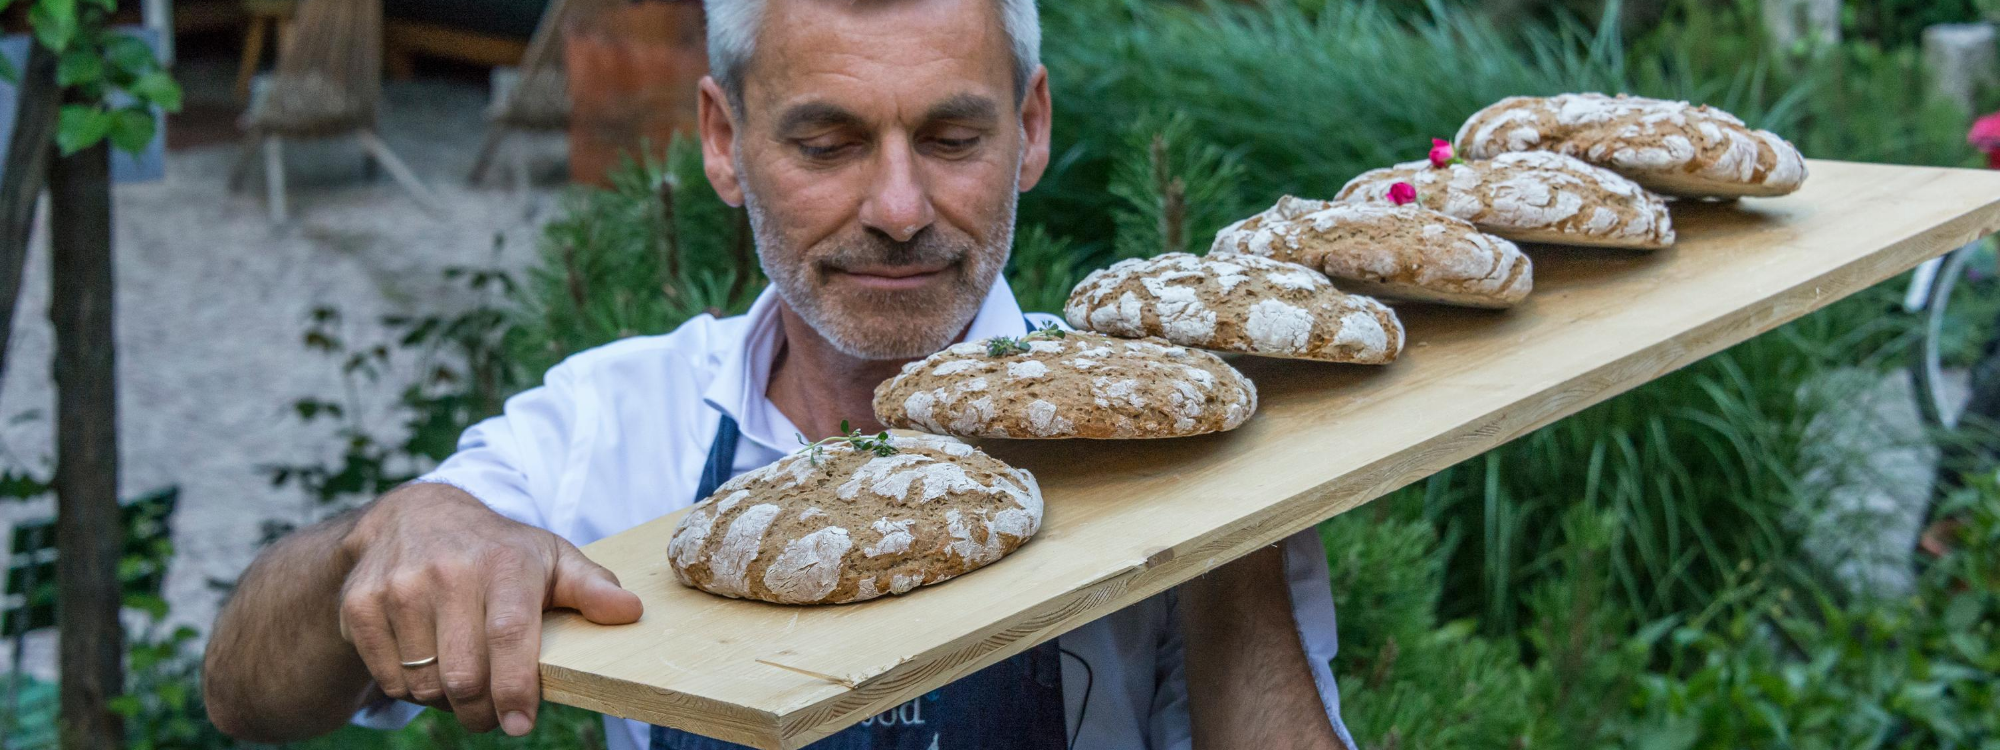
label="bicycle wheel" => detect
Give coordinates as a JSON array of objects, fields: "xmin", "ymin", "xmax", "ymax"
[{"xmin": 1911, "ymin": 244, "xmax": 1979, "ymax": 430}]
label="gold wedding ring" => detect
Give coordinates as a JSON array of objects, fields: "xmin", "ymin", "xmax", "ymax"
[{"xmin": 399, "ymin": 655, "xmax": 438, "ymax": 668}]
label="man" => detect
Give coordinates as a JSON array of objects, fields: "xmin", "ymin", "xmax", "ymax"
[{"xmin": 202, "ymin": 1, "xmax": 1355, "ymax": 748}]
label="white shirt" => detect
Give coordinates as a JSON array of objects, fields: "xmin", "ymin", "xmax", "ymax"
[{"xmin": 359, "ymin": 278, "xmax": 1355, "ymax": 750}]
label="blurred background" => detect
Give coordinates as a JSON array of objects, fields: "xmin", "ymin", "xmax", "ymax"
[{"xmin": 3, "ymin": 0, "xmax": 2000, "ymax": 747}]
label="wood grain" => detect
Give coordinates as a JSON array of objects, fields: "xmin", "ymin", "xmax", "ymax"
[{"xmin": 538, "ymin": 160, "xmax": 2000, "ymax": 749}]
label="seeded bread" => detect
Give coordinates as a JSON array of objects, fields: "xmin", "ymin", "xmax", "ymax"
[
  {"xmin": 874, "ymin": 330, "xmax": 1256, "ymax": 439},
  {"xmin": 1336, "ymin": 151, "xmax": 1675, "ymax": 249},
  {"xmin": 1454, "ymin": 93, "xmax": 1807, "ymax": 198},
  {"xmin": 667, "ymin": 433, "xmax": 1042, "ymax": 605},
  {"xmin": 1063, "ymin": 252, "xmax": 1403, "ymax": 363},
  {"xmin": 1212, "ymin": 196, "xmax": 1533, "ymax": 309}
]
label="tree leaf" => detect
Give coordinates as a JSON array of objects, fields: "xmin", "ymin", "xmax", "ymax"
[
  {"xmin": 102, "ymin": 32, "xmax": 154, "ymax": 73},
  {"xmin": 54, "ymin": 46, "xmax": 99, "ymax": 87},
  {"xmin": 28, "ymin": 0, "xmax": 77, "ymax": 52},
  {"xmin": 0, "ymin": 54, "xmax": 18, "ymax": 85},
  {"xmin": 54, "ymin": 103, "xmax": 110, "ymax": 155},
  {"xmin": 106, "ymin": 106, "xmax": 155, "ymax": 155},
  {"xmin": 127, "ymin": 70, "xmax": 182, "ymax": 112}
]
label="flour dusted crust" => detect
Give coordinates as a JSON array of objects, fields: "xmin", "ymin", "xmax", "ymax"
[
  {"xmin": 1213, "ymin": 196, "xmax": 1532, "ymax": 309},
  {"xmin": 1337, "ymin": 152, "xmax": 1674, "ymax": 249},
  {"xmin": 1062, "ymin": 252, "xmax": 1403, "ymax": 363},
  {"xmin": 1454, "ymin": 93, "xmax": 1807, "ymax": 198},
  {"xmin": 873, "ymin": 330, "xmax": 1256, "ymax": 439},
  {"xmin": 667, "ymin": 433, "xmax": 1042, "ymax": 605}
]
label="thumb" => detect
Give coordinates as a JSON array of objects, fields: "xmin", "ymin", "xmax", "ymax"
[{"xmin": 548, "ymin": 541, "xmax": 644, "ymax": 625}]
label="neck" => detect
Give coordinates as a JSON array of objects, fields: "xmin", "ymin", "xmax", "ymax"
[{"xmin": 766, "ymin": 301, "xmax": 916, "ymax": 441}]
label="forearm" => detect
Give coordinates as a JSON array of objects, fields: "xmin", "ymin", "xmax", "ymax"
[
  {"xmin": 1179, "ymin": 544, "xmax": 1345, "ymax": 750},
  {"xmin": 203, "ymin": 504, "xmax": 373, "ymax": 742}
]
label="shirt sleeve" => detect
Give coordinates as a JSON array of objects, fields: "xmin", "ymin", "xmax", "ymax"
[
  {"xmin": 345, "ymin": 363, "xmax": 586, "ymax": 730},
  {"xmin": 1284, "ymin": 528, "xmax": 1358, "ymax": 750}
]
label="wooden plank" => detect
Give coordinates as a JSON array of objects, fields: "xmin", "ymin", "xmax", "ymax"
[{"xmin": 538, "ymin": 160, "xmax": 2000, "ymax": 749}]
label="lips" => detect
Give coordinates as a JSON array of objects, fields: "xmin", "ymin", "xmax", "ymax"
[{"xmin": 828, "ymin": 262, "xmax": 955, "ymax": 291}]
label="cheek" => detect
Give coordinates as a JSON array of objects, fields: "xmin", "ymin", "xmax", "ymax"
[
  {"xmin": 747, "ymin": 150, "xmax": 866, "ymax": 249},
  {"xmin": 926, "ymin": 157, "xmax": 1018, "ymax": 242}
]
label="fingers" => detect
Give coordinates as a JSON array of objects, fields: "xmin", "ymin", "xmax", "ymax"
[
  {"xmin": 548, "ymin": 540, "xmax": 644, "ymax": 625},
  {"xmin": 386, "ymin": 574, "xmax": 446, "ymax": 707},
  {"xmin": 485, "ymin": 562, "xmax": 548, "ymax": 737},
  {"xmin": 437, "ymin": 589, "xmax": 499, "ymax": 733},
  {"xmin": 340, "ymin": 580, "xmax": 409, "ymax": 702}
]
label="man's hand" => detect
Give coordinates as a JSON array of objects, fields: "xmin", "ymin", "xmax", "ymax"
[
  {"xmin": 204, "ymin": 483, "xmax": 643, "ymax": 742},
  {"xmin": 336, "ymin": 487, "xmax": 644, "ymax": 735}
]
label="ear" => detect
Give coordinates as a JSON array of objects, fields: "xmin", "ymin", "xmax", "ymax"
[
  {"xmin": 1015, "ymin": 66, "xmax": 1052, "ymax": 193},
  {"xmin": 698, "ymin": 76, "xmax": 746, "ymax": 207}
]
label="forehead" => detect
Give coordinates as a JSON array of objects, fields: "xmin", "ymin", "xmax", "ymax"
[{"xmin": 742, "ymin": 0, "xmax": 1015, "ymax": 121}]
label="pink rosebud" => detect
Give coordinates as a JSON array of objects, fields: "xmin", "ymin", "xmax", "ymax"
[
  {"xmin": 1387, "ymin": 182, "xmax": 1417, "ymax": 205},
  {"xmin": 1429, "ymin": 138, "xmax": 1456, "ymax": 168},
  {"xmin": 1971, "ymin": 112, "xmax": 2000, "ymax": 168}
]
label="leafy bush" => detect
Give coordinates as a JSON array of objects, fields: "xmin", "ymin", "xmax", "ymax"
[{"xmin": 1325, "ymin": 473, "xmax": 2000, "ymax": 750}]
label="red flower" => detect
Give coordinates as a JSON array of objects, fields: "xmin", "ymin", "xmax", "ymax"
[
  {"xmin": 1970, "ymin": 112, "xmax": 2000, "ymax": 169},
  {"xmin": 1429, "ymin": 138, "xmax": 1457, "ymax": 168},
  {"xmin": 1388, "ymin": 182, "xmax": 1418, "ymax": 205}
]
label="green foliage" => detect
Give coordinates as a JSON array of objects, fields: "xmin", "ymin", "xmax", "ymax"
[
  {"xmin": 1105, "ymin": 111, "xmax": 1250, "ymax": 260},
  {"xmin": 1325, "ymin": 475, "xmax": 2000, "ymax": 750},
  {"xmin": 262, "ymin": 255, "xmax": 524, "ymax": 530},
  {"xmin": 4, "ymin": 0, "xmax": 186, "ymax": 156},
  {"xmin": 508, "ymin": 141, "xmax": 761, "ymax": 378},
  {"xmin": 1613, "ymin": 477, "xmax": 2000, "ymax": 749}
]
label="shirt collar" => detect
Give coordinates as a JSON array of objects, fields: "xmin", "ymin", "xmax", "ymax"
[{"xmin": 701, "ymin": 276, "xmax": 1031, "ymax": 454}]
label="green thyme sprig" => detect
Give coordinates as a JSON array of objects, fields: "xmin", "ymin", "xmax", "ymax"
[
  {"xmin": 795, "ymin": 419, "xmax": 899, "ymax": 466},
  {"xmin": 986, "ymin": 322, "xmax": 1068, "ymax": 357}
]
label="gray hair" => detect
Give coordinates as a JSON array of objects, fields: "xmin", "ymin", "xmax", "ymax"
[{"xmin": 703, "ymin": 0, "xmax": 1041, "ymax": 115}]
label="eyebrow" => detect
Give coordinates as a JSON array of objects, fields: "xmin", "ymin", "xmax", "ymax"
[
  {"xmin": 921, "ymin": 93, "xmax": 999, "ymax": 125},
  {"xmin": 775, "ymin": 101, "xmax": 868, "ymax": 135},
  {"xmin": 772, "ymin": 94, "xmax": 1001, "ymax": 136}
]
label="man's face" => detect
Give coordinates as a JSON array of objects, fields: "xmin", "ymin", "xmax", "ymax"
[{"xmin": 697, "ymin": 0, "xmax": 1052, "ymax": 360}]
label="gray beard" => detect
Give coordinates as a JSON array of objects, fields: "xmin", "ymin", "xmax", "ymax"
[{"xmin": 743, "ymin": 170, "xmax": 1018, "ymax": 361}]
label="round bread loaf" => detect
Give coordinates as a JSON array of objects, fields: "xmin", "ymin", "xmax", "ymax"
[
  {"xmin": 1063, "ymin": 252, "xmax": 1403, "ymax": 363},
  {"xmin": 1212, "ymin": 196, "xmax": 1532, "ymax": 309},
  {"xmin": 667, "ymin": 432, "xmax": 1042, "ymax": 605},
  {"xmin": 873, "ymin": 330, "xmax": 1256, "ymax": 439},
  {"xmin": 1336, "ymin": 151, "xmax": 1675, "ymax": 250},
  {"xmin": 1454, "ymin": 93, "xmax": 1807, "ymax": 198}
]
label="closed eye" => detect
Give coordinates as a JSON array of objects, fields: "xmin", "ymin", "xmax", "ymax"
[{"xmin": 924, "ymin": 135, "xmax": 982, "ymax": 159}]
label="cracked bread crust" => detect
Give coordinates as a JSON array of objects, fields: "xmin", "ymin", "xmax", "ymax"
[
  {"xmin": 667, "ymin": 433, "xmax": 1042, "ymax": 605},
  {"xmin": 1063, "ymin": 252, "xmax": 1404, "ymax": 363},
  {"xmin": 873, "ymin": 330, "xmax": 1256, "ymax": 439},
  {"xmin": 1336, "ymin": 151, "xmax": 1675, "ymax": 249},
  {"xmin": 1212, "ymin": 196, "xmax": 1533, "ymax": 309},
  {"xmin": 1453, "ymin": 93, "xmax": 1807, "ymax": 198}
]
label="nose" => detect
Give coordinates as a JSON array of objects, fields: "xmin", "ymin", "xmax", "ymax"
[{"xmin": 858, "ymin": 134, "xmax": 935, "ymax": 243}]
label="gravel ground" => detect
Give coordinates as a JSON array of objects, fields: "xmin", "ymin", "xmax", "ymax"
[{"xmin": 0, "ymin": 72, "xmax": 565, "ymax": 679}]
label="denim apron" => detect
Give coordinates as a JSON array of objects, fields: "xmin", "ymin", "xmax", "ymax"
[{"xmin": 649, "ymin": 346, "xmax": 1070, "ymax": 749}]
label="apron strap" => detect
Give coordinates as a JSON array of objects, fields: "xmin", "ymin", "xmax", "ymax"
[{"xmin": 695, "ymin": 412, "xmax": 740, "ymax": 501}]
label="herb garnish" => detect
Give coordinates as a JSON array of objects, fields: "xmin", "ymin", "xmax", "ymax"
[
  {"xmin": 795, "ymin": 419, "xmax": 898, "ymax": 466},
  {"xmin": 985, "ymin": 322, "xmax": 1068, "ymax": 357}
]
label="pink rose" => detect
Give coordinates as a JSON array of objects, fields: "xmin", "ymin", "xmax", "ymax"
[
  {"xmin": 1429, "ymin": 138, "xmax": 1456, "ymax": 168},
  {"xmin": 1387, "ymin": 182, "xmax": 1417, "ymax": 205}
]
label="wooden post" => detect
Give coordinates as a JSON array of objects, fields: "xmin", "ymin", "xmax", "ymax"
[
  {"xmin": 1924, "ymin": 23, "xmax": 2000, "ymax": 114},
  {"xmin": 0, "ymin": 43, "xmax": 61, "ymax": 383},
  {"xmin": 49, "ymin": 138, "xmax": 124, "ymax": 750}
]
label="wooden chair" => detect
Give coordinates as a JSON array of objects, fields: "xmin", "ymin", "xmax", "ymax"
[
  {"xmin": 229, "ymin": 0, "xmax": 439, "ymax": 222},
  {"xmin": 468, "ymin": 0, "xmax": 624, "ymax": 187},
  {"xmin": 233, "ymin": 0, "xmax": 298, "ymax": 103}
]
